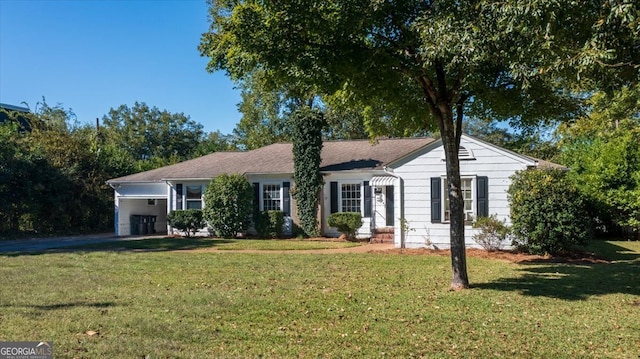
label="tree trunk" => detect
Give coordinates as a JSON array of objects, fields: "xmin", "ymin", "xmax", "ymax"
[
  {"xmin": 441, "ymin": 128, "xmax": 469, "ymax": 290},
  {"xmin": 419, "ymin": 74, "xmax": 470, "ymax": 290}
]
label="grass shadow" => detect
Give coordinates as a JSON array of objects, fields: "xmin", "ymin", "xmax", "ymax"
[
  {"xmin": 0, "ymin": 301, "xmax": 116, "ymax": 310},
  {"xmin": 0, "ymin": 301, "xmax": 118, "ymax": 318},
  {"xmin": 474, "ymin": 242, "xmax": 640, "ymax": 300},
  {"xmin": 1, "ymin": 237, "xmax": 234, "ymax": 257},
  {"xmin": 581, "ymin": 240, "xmax": 640, "ymax": 262}
]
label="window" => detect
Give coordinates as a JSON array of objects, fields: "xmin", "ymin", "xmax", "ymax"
[
  {"xmin": 431, "ymin": 176, "xmax": 488, "ymax": 224},
  {"xmin": 263, "ymin": 184, "xmax": 281, "ymax": 211},
  {"xmin": 186, "ymin": 185, "xmax": 203, "ymax": 209},
  {"xmin": 443, "ymin": 178, "xmax": 474, "ymax": 222},
  {"xmin": 341, "ymin": 183, "xmax": 361, "ymax": 213}
]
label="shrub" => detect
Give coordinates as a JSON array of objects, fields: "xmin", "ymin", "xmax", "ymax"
[
  {"xmin": 255, "ymin": 210, "xmax": 284, "ymax": 238},
  {"xmin": 472, "ymin": 214, "xmax": 510, "ymax": 251},
  {"xmin": 328, "ymin": 212, "xmax": 362, "ymax": 241},
  {"xmin": 167, "ymin": 210, "xmax": 205, "ymax": 238},
  {"xmin": 203, "ymin": 174, "xmax": 254, "ymax": 238},
  {"xmin": 508, "ymin": 168, "xmax": 592, "ymax": 255}
]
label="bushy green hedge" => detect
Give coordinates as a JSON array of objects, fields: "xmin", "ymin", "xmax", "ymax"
[
  {"xmin": 508, "ymin": 168, "xmax": 592, "ymax": 255},
  {"xmin": 255, "ymin": 210, "xmax": 284, "ymax": 238},
  {"xmin": 203, "ymin": 174, "xmax": 254, "ymax": 238},
  {"xmin": 167, "ymin": 209, "xmax": 205, "ymax": 238},
  {"xmin": 328, "ymin": 212, "xmax": 362, "ymax": 241}
]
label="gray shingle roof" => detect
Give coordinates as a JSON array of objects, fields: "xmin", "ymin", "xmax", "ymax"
[{"xmin": 108, "ymin": 137, "xmax": 435, "ymax": 183}]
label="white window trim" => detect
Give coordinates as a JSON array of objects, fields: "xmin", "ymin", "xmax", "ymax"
[
  {"xmin": 185, "ymin": 185, "xmax": 204, "ymax": 210},
  {"xmin": 441, "ymin": 175, "xmax": 476, "ymax": 223},
  {"xmin": 338, "ymin": 182, "xmax": 363, "ymax": 215},
  {"xmin": 260, "ymin": 182, "xmax": 283, "ymax": 212}
]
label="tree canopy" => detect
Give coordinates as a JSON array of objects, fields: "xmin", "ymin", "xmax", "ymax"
[
  {"xmin": 101, "ymin": 102, "xmax": 207, "ymax": 170},
  {"xmin": 558, "ymin": 87, "xmax": 640, "ymax": 236}
]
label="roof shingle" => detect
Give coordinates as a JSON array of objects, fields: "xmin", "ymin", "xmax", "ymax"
[{"xmin": 108, "ymin": 137, "xmax": 435, "ymax": 183}]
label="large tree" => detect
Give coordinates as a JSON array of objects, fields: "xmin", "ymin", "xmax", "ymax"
[
  {"xmin": 0, "ymin": 101, "xmax": 126, "ymax": 234},
  {"xmin": 558, "ymin": 87, "xmax": 640, "ymax": 236},
  {"xmin": 101, "ymin": 102, "xmax": 206, "ymax": 171},
  {"xmin": 231, "ymin": 72, "xmax": 296, "ymax": 150},
  {"xmin": 200, "ymin": 1, "xmax": 625, "ymax": 289},
  {"xmin": 230, "ymin": 70, "xmax": 371, "ymax": 150}
]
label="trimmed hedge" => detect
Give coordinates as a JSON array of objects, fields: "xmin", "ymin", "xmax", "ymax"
[
  {"xmin": 255, "ymin": 210, "xmax": 285, "ymax": 238},
  {"xmin": 328, "ymin": 212, "xmax": 362, "ymax": 241},
  {"xmin": 167, "ymin": 209, "xmax": 205, "ymax": 238}
]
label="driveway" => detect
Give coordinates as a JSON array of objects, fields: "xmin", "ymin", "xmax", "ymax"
[{"xmin": 0, "ymin": 233, "xmax": 143, "ymax": 253}]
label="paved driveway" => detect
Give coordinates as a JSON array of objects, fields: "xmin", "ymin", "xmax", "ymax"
[{"xmin": 0, "ymin": 233, "xmax": 129, "ymax": 253}]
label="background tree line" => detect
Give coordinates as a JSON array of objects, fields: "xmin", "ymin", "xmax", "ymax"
[
  {"xmin": 0, "ymin": 101, "xmax": 233, "ymax": 237},
  {"xmin": 0, "ymin": 95, "xmax": 372, "ymax": 237}
]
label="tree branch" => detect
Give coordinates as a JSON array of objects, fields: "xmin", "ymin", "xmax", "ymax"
[
  {"xmin": 435, "ymin": 60, "xmax": 449, "ymax": 103},
  {"xmin": 454, "ymin": 94, "xmax": 469, "ymax": 148}
]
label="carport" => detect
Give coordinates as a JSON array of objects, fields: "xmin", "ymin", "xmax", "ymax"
[{"xmin": 111, "ymin": 182, "xmax": 168, "ymax": 236}]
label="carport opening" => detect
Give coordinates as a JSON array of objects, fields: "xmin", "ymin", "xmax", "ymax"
[{"xmin": 117, "ymin": 198, "xmax": 168, "ymax": 236}]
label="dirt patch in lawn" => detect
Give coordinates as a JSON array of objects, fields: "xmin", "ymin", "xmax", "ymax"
[
  {"xmin": 184, "ymin": 237, "xmax": 610, "ymax": 263},
  {"xmin": 374, "ymin": 247, "xmax": 611, "ymax": 264}
]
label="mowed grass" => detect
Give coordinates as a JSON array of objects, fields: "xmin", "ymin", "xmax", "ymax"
[{"xmin": 0, "ymin": 241, "xmax": 638, "ymax": 358}]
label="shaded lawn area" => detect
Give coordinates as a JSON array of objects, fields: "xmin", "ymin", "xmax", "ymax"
[
  {"xmin": 0, "ymin": 241, "xmax": 638, "ymax": 358},
  {"xmin": 2, "ymin": 237, "xmax": 362, "ymax": 256}
]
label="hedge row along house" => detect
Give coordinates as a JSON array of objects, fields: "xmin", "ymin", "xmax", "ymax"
[{"xmin": 107, "ymin": 135, "xmax": 560, "ymax": 249}]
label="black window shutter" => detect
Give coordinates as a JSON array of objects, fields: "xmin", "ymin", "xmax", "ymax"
[
  {"xmin": 430, "ymin": 177, "xmax": 441, "ymax": 223},
  {"xmin": 282, "ymin": 182, "xmax": 291, "ymax": 216},
  {"xmin": 363, "ymin": 181, "xmax": 372, "ymax": 217},
  {"xmin": 476, "ymin": 176, "xmax": 489, "ymax": 218},
  {"xmin": 385, "ymin": 186, "xmax": 395, "ymax": 226},
  {"xmin": 176, "ymin": 184, "xmax": 183, "ymax": 210},
  {"xmin": 330, "ymin": 181, "xmax": 338, "ymax": 213},
  {"xmin": 253, "ymin": 182, "xmax": 260, "ymax": 214}
]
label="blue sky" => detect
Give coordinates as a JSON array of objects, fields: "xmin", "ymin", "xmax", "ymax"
[{"xmin": 0, "ymin": 0, "xmax": 242, "ymax": 134}]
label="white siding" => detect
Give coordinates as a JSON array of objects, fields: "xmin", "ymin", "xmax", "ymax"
[
  {"xmin": 392, "ymin": 136, "xmax": 534, "ymax": 249},
  {"xmin": 115, "ymin": 182, "xmax": 167, "ymax": 198}
]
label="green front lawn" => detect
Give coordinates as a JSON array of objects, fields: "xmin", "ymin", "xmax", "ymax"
[{"xmin": 0, "ymin": 241, "xmax": 638, "ymax": 358}]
